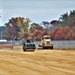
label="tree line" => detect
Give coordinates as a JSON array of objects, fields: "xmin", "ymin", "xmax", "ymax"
[{"xmin": 4, "ymin": 10, "xmax": 75, "ymax": 40}]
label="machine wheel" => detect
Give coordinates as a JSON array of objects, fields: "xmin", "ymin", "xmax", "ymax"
[
  {"xmin": 42, "ymin": 45, "xmax": 46, "ymax": 49},
  {"xmin": 23, "ymin": 46, "xmax": 26, "ymax": 51},
  {"xmin": 43, "ymin": 47, "xmax": 44, "ymax": 49},
  {"xmin": 42, "ymin": 44, "xmax": 45, "ymax": 49},
  {"xmin": 23, "ymin": 48, "xmax": 26, "ymax": 51},
  {"xmin": 50, "ymin": 45, "xmax": 53, "ymax": 49}
]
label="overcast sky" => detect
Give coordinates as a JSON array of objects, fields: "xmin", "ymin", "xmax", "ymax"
[{"xmin": 0, "ymin": 0, "xmax": 75, "ymax": 26}]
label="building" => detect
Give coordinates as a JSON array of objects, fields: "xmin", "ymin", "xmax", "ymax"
[{"xmin": 0, "ymin": 26, "xmax": 7, "ymax": 39}]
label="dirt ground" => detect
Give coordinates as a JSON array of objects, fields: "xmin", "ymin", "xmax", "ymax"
[{"xmin": 0, "ymin": 48, "xmax": 75, "ymax": 75}]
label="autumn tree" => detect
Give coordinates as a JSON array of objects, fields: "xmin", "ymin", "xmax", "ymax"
[
  {"xmin": 30, "ymin": 23, "xmax": 44, "ymax": 39},
  {"xmin": 34, "ymin": 30, "xmax": 43, "ymax": 41},
  {"xmin": 17, "ymin": 17, "xmax": 31, "ymax": 39},
  {"xmin": 5, "ymin": 17, "xmax": 31, "ymax": 40},
  {"xmin": 64, "ymin": 26, "xmax": 71, "ymax": 35},
  {"xmin": 54, "ymin": 30, "xmax": 65, "ymax": 40},
  {"xmin": 5, "ymin": 18, "xmax": 20, "ymax": 40},
  {"xmin": 49, "ymin": 27, "xmax": 65, "ymax": 40},
  {"xmin": 5, "ymin": 27, "xmax": 18, "ymax": 40},
  {"xmin": 17, "ymin": 17, "xmax": 31, "ymax": 33},
  {"xmin": 30, "ymin": 23, "xmax": 43, "ymax": 33},
  {"xmin": 71, "ymin": 27, "xmax": 75, "ymax": 40},
  {"xmin": 30, "ymin": 23, "xmax": 36, "ymax": 33},
  {"xmin": 50, "ymin": 20, "xmax": 59, "ymax": 28},
  {"xmin": 22, "ymin": 32, "xmax": 29, "ymax": 39},
  {"xmin": 42, "ymin": 21, "xmax": 51, "ymax": 29}
]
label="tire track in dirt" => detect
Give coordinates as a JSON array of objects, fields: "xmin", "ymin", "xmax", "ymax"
[{"xmin": 0, "ymin": 50, "xmax": 75, "ymax": 75}]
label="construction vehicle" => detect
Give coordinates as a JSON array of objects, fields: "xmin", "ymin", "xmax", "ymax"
[
  {"xmin": 22, "ymin": 39, "xmax": 36, "ymax": 51},
  {"xmin": 39, "ymin": 35, "xmax": 53, "ymax": 49}
]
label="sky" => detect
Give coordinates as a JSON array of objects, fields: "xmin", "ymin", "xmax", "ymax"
[{"xmin": 0, "ymin": 0, "xmax": 75, "ymax": 26}]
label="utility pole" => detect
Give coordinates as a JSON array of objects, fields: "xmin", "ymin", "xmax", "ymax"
[
  {"xmin": 0, "ymin": 8, "xmax": 1, "ymax": 25},
  {"xmin": 0, "ymin": 8, "xmax": 3, "ymax": 40},
  {"xmin": 0, "ymin": 8, "xmax": 1, "ymax": 39}
]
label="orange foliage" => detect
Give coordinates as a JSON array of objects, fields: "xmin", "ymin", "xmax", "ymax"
[
  {"xmin": 64, "ymin": 26, "xmax": 71, "ymax": 34},
  {"xmin": 33, "ymin": 26, "xmax": 75, "ymax": 40},
  {"xmin": 22, "ymin": 32, "xmax": 29, "ymax": 39},
  {"xmin": 65, "ymin": 29, "xmax": 75, "ymax": 40},
  {"xmin": 72, "ymin": 32, "xmax": 75, "ymax": 39},
  {"xmin": 34, "ymin": 30, "xmax": 43, "ymax": 41},
  {"xmin": 54, "ymin": 30, "xmax": 65, "ymax": 40}
]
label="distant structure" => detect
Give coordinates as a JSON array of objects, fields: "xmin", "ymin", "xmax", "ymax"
[
  {"xmin": 0, "ymin": 26, "xmax": 7, "ymax": 39},
  {"xmin": 0, "ymin": 8, "xmax": 6, "ymax": 39}
]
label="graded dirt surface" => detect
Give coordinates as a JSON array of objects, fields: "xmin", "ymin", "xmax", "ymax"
[{"xmin": 0, "ymin": 49, "xmax": 75, "ymax": 75}]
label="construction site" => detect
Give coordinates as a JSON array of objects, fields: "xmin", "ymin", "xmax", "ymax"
[
  {"xmin": 0, "ymin": 48, "xmax": 75, "ymax": 75},
  {"xmin": 0, "ymin": 0, "xmax": 75, "ymax": 75},
  {"xmin": 0, "ymin": 35, "xmax": 75, "ymax": 75}
]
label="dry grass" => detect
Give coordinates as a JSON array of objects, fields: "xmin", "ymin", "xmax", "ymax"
[{"xmin": 0, "ymin": 49, "xmax": 75, "ymax": 75}]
